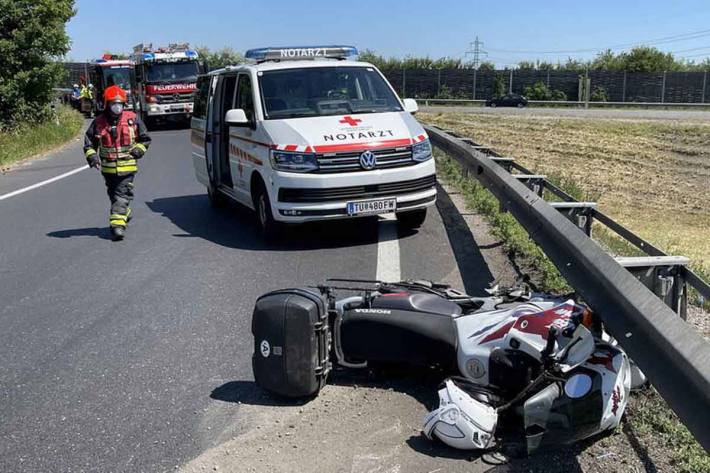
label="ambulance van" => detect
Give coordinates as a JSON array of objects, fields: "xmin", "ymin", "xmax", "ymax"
[{"xmin": 190, "ymin": 46, "xmax": 436, "ymax": 236}]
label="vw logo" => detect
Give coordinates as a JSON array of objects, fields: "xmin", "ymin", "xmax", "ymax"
[{"xmin": 359, "ymin": 150, "xmax": 377, "ymax": 170}]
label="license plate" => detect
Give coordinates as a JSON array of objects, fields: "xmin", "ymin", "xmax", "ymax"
[
  {"xmin": 346, "ymin": 198, "xmax": 397, "ymax": 216},
  {"xmin": 170, "ymin": 105, "xmax": 184, "ymax": 111}
]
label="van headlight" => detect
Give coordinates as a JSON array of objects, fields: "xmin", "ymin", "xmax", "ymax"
[
  {"xmin": 270, "ymin": 150, "xmax": 318, "ymax": 173},
  {"xmin": 412, "ymin": 139, "xmax": 432, "ymax": 162}
]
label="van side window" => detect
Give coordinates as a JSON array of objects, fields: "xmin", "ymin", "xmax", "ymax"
[
  {"xmin": 193, "ymin": 76, "xmax": 211, "ymax": 119},
  {"xmin": 236, "ymin": 74, "xmax": 255, "ymax": 123}
]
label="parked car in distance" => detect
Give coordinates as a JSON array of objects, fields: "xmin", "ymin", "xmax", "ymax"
[{"xmin": 486, "ymin": 93, "xmax": 528, "ymax": 108}]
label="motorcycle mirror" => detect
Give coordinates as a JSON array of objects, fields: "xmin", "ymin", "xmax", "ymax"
[{"xmin": 555, "ymin": 324, "xmax": 595, "ymax": 373}]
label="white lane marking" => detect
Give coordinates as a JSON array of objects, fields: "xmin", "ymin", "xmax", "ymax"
[
  {"xmin": 376, "ymin": 213, "xmax": 401, "ymax": 282},
  {"xmin": 0, "ymin": 165, "xmax": 88, "ymax": 201}
]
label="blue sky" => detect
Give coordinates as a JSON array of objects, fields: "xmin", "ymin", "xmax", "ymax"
[{"xmin": 67, "ymin": 0, "xmax": 710, "ymax": 66}]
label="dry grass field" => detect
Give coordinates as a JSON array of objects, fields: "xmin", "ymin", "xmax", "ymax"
[{"xmin": 421, "ymin": 111, "xmax": 710, "ymax": 286}]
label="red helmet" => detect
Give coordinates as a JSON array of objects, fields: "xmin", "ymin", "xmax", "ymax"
[{"xmin": 104, "ymin": 85, "xmax": 127, "ymax": 106}]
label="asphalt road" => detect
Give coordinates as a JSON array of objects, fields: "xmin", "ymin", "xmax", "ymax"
[
  {"xmin": 421, "ymin": 105, "xmax": 710, "ymax": 120},
  {"xmin": 0, "ymin": 127, "xmax": 470, "ymax": 472}
]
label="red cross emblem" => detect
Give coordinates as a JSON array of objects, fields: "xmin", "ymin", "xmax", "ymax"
[{"xmin": 339, "ymin": 116, "xmax": 362, "ymax": 127}]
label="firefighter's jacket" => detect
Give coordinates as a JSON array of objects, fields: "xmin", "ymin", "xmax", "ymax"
[{"xmin": 84, "ymin": 111, "xmax": 151, "ymax": 175}]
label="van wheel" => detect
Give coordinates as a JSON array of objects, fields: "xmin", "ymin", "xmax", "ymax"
[
  {"xmin": 397, "ymin": 208, "xmax": 427, "ymax": 229},
  {"xmin": 254, "ymin": 184, "xmax": 282, "ymax": 239},
  {"xmin": 207, "ymin": 183, "xmax": 227, "ymax": 208}
]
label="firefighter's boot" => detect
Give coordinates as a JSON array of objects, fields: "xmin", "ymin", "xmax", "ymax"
[{"xmin": 111, "ymin": 226, "xmax": 126, "ymax": 241}]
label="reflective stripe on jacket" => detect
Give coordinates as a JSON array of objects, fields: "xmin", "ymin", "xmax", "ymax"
[{"xmin": 94, "ymin": 112, "xmax": 138, "ymax": 174}]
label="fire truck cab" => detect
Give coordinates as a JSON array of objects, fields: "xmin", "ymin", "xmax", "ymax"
[
  {"xmin": 191, "ymin": 46, "xmax": 436, "ymax": 237},
  {"xmin": 132, "ymin": 43, "xmax": 201, "ymax": 127},
  {"xmin": 88, "ymin": 55, "xmax": 135, "ymax": 113}
]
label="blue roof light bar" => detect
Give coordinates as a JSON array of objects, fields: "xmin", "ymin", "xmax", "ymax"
[{"xmin": 245, "ymin": 46, "xmax": 358, "ymax": 63}]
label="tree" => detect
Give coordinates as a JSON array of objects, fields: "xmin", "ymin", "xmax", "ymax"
[
  {"xmin": 0, "ymin": 0, "xmax": 75, "ymax": 129},
  {"xmin": 517, "ymin": 61, "xmax": 537, "ymax": 71},
  {"xmin": 618, "ymin": 46, "xmax": 682, "ymax": 72},
  {"xmin": 591, "ymin": 49, "xmax": 623, "ymax": 70},
  {"xmin": 477, "ymin": 61, "xmax": 496, "ymax": 71},
  {"xmin": 196, "ymin": 46, "xmax": 244, "ymax": 71}
]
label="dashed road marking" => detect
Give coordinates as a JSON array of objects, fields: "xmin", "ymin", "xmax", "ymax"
[
  {"xmin": 376, "ymin": 213, "xmax": 401, "ymax": 282},
  {"xmin": 0, "ymin": 165, "xmax": 88, "ymax": 201}
]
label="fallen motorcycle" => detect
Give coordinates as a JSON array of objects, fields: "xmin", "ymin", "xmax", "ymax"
[{"xmin": 251, "ymin": 279, "xmax": 640, "ymax": 455}]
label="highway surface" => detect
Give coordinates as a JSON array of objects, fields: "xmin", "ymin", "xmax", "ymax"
[{"xmin": 0, "ymin": 127, "xmax": 476, "ymax": 472}]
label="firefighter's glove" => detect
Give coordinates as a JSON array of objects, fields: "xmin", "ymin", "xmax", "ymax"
[
  {"xmin": 85, "ymin": 149, "xmax": 100, "ymax": 169},
  {"xmin": 129, "ymin": 144, "xmax": 147, "ymax": 160}
]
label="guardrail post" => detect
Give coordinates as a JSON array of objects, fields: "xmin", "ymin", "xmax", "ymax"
[{"xmin": 661, "ymin": 71, "xmax": 667, "ymax": 103}]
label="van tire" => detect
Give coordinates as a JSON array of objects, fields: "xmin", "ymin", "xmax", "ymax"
[
  {"xmin": 253, "ymin": 183, "xmax": 282, "ymax": 240},
  {"xmin": 397, "ymin": 208, "xmax": 427, "ymax": 229},
  {"xmin": 207, "ymin": 183, "xmax": 228, "ymax": 208}
]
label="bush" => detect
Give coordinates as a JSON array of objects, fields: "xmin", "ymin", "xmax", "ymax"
[
  {"xmin": 0, "ymin": 105, "xmax": 82, "ymax": 168},
  {"xmin": 591, "ymin": 85, "xmax": 609, "ymax": 102},
  {"xmin": 0, "ymin": 0, "xmax": 75, "ymax": 130},
  {"xmin": 523, "ymin": 81, "xmax": 568, "ymax": 101}
]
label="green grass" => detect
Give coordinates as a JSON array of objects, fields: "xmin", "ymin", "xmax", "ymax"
[
  {"xmin": 435, "ymin": 149, "xmax": 570, "ymax": 292},
  {"xmin": 626, "ymin": 388, "xmax": 710, "ymax": 473},
  {"xmin": 0, "ymin": 106, "xmax": 84, "ymax": 169}
]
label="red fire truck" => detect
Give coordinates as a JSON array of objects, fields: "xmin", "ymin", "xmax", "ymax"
[
  {"xmin": 132, "ymin": 43, "xmax": 202, "ymax": 127},
  {"xmin": 88, "ymin": 55, "xmax": 136, "ymax": 114}
]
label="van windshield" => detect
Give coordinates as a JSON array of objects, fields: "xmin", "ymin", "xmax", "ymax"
[{"xmin": 258, "ymin": 66, "xmax": 403, "ymax": 119}]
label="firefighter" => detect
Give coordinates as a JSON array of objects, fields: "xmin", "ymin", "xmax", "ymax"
[{"xmin": 84, "ymin": 85, "xmax": 151, "ymax": 241}]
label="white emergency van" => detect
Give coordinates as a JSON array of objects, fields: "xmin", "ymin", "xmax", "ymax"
[{"xmin": 190, "ymin": 46, "xmax": 436, "ymax": 236}]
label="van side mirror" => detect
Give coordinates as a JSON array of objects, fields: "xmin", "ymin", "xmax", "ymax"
[
  {"xmin": 225, "ymin": 108, "xmax": 249, "ymax": 126},
  {"xmin": 403, "ymin": 98, "xmax": 419, "ymax": 114}
]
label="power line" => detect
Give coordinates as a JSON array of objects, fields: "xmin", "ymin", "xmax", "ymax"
[
  {"xmin": 671, "ymin": 45, "xmax": 710, "ymax": 54},
  {"xmin": 486, "ymin": 28, "xmax": 710, "ymax": 55}
]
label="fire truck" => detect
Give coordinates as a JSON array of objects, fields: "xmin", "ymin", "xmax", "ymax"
[
  {"xmin": 88, "ymin": 54, "xmax": 136, "ymax": 113},
  {"xmin": 132, "ymin": 43, "xmax": 202, "ymax": 127}
]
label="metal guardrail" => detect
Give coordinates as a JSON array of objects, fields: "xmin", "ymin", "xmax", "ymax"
[
  {"xmin": 425, "ymin": 125, "xmax": 710, "ymax": 450},
  {"xmin": 421, "ymin": 98, "xmax": 710, "ymax": 109}
]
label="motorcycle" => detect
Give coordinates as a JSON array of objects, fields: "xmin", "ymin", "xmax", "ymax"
[{"xmin": 251, "ymin": 279, "xmax": 641, "ymax": 455}]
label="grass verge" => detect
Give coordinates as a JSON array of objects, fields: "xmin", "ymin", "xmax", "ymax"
[
  {"xmin": 625, "ymin": 388, "xmax": 710, "ymax": 473},
  {"xmin": 434, "ymin": 144, "xmax": 709, "ymax": 473},
  {"xmin": 0, "ymin": 106, "xmax": 84, "ymax": 170},
  {"xmin": 435, "ymin": 149, "xmax": 569, "ymax": 292}
]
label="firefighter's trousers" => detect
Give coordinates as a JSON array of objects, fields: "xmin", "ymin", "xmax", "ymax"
[{"xmin": 103, "ymin": 173, "xmax": 135, "ymax": 228}]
